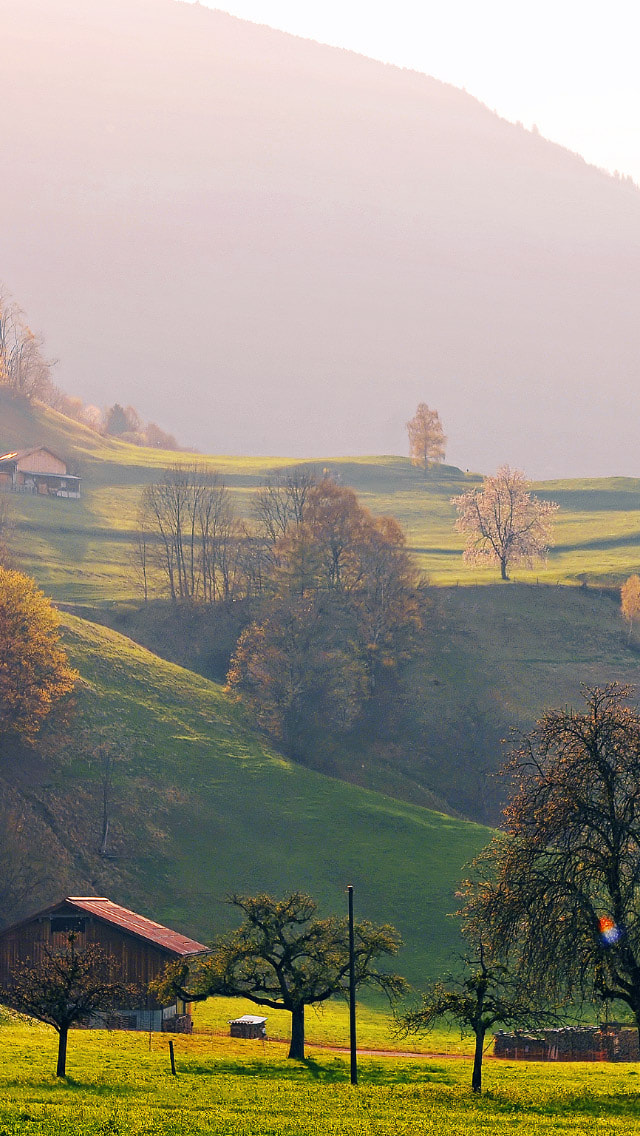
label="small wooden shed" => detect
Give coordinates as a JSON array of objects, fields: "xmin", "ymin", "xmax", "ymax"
[
  {"xmin": 0, "ymin": 447, "xmax": 81, "ymax": 497},
  {"xmin": 229, "ymin": 1014, "xmax": 267, "ymax": 1039},
  {"xmin": 0, "ymin": 896, "xmax": 208, "ymax": 1032}
]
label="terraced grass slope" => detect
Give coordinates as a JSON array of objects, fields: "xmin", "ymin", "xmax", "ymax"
[{"xmin": 17, "ymin": 612, "xmax": 489, "ymax": 988}]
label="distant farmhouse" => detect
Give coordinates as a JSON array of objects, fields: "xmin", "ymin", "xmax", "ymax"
[
  {"xmin": 0, "ymin": 897, "xmax": 208, "ymax": 1032},
  {"xmin": 0, "ymin": 447, "xmax": 81, "ymax": 498}
]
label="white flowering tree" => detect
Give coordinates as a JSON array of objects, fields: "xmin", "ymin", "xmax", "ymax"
[{"xmin": 451, "ymin": 466, "xmax": 558, "ymax": 581}]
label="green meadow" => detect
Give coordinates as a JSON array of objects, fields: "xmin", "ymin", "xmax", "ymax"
[
  {"xmin": 1, "ymin": 1008, "xmax": 640, "ymax": 1135},
  {"xmin": 4, "ymin": 392, "xmax": 640, "ymax": 604},
  {"xmin": 5, "ymin": 393, "xmax": 640, "ymax": 1129},
  {"xmin": 42, "ymin": 612, "xmax": 490, "ymax": 989}
]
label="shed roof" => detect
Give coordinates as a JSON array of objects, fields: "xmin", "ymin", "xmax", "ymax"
[
  {"xmin": 0, "ymin": 446, "xmax": 61, "ymax": 464},
  {"xmin": 1, "ymin": 896, "xmax": 208, "ymax": 958},
  {"xmin": 0, "ymin": 447, "xmax": 80, "ymax": 481},
  {"xmin": 64, "ymin": 897, "xmax": 208, "ymax": 956}
]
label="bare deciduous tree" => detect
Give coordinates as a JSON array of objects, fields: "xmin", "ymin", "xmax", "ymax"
[
  {"xmin": 254, "ymin": 466, "xmax": 317, "ymax": 546},
  {"xmin": 138, "ymin": 465, "xmax": 242, "ymax": 603},
  {"xmin": 1, "ymin": 933, "xmax": 136, "ymax": 1077},
  {"xmin": 153, "ymin": 892, "xmax": 405, "ymax": 1061},
  {"xmin": 468, "ymin": 684, "xmax": 640, "ymax": 1044},
  {"xmin": 0, "ymin": 291, "xmax": 55, "ymax": 402}
]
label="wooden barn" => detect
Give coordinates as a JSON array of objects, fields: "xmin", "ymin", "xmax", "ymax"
[
  {"xmin": 0, "ymin": 447, "xmax": 81, "ymax": 497},
  {"xmin": 0, "ymin": 897, "xmax": 208, "ymax": 1032}
]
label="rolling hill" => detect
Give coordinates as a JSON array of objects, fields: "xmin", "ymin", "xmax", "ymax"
[
  {"xmin": 3, "ymin": 0, "xmax": 640, "ymax": 476},
  {"xmin": 4, "ymin": 391, "xmax": 640, "ymax": 832},
  {"xmin": 5, "ymin": 393, "xmax": 640, "ymax": 985},
  {"xmin": 3, "ymin": 609, "xmax": 490, "ymax": 989}
]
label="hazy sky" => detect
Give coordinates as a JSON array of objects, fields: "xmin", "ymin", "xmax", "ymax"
[{"xmin": 183, "ymin": 0, "xmax": 640, "ymax": 184}]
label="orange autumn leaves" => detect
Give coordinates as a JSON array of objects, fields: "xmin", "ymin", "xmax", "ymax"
[{"xmin": 0, "ymin": 567, "xmax": 76, "ymax": 744}]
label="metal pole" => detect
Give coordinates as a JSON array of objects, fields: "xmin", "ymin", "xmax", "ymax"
[{"xmin": 348, "ymin": 884, "xmax": 357, "ymax": 1085}]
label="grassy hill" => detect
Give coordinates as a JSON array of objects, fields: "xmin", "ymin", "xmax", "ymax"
[
  {"xmin": 4, "ymin": 391, "xmax": 640, "ymax": 603},
  {"xmin": 6, "ymin": 611, "xmax": 489, "ymax": 988},
  {"xmin": 4, "ymin": 391, "xmax": 640, "ymax": 829}
]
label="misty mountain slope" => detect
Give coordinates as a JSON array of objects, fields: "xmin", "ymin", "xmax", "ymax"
[{"xmin": 3, "ymin": 0, "xmax": 640, "ymax": 476}]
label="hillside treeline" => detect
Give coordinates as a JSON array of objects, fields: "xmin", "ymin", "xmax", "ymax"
[
  {"xmin": 0, "ymin": 291, "xmax": 180, "ymax": 450},
  {"xmin": 137, "ymin": 466, "xmax": 427, "ymax": 758}
]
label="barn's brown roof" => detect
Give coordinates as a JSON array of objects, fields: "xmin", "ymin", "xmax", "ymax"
[
  {"xmin": 64, "ymin": 897, "xmax": 208, "ymax": 956},
  {"xmin": 0, "ymin": 447, "xmax": 59, "ymax": 464}
]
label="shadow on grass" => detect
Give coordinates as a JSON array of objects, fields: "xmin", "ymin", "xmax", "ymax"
[{"xmin": 179, "ymin": 1054, "xmax": 458, "ymax": 1088}]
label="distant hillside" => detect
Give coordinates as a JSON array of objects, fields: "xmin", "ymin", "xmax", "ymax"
[{"xmin": 3, "ymin": 0, "xmax": 640, "ymax": 476}]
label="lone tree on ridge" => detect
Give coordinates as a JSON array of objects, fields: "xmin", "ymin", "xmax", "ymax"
[
  {"xmin": 451, "ymin": 465, "xmax": 558, "ymax": 580},
  {"xmin": 406, "ymin": 403, "xmax": 446, "ymax": 475}
]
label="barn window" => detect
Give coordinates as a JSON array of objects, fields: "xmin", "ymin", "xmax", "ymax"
[{"xmin": 50, "ymin": 916, "xmax": 87, "ymax": 934}]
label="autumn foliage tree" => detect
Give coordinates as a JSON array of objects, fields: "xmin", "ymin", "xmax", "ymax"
[
  {"xmin": 0, "ymin": 568, "xmax": 76, "ymax": 748},
  {"xmin": 451, "ymin": 465, "xmax": 558, "ymax": 581},
  {"xmin": 227, "ymin": 478, "xmax": 423, "ymax": 754},
  {"xmin": 407, "ymin": 403, "xmax": 446, "ymax": 475}
]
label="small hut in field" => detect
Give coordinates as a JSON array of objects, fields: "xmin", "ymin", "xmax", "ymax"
[{"xmin": 229, "ymin": 1014, "xmax": 267, "ymax": 1039}]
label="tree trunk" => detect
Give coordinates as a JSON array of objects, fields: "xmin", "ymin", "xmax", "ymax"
[
  {"xmin": 288, "ymin": 1004, "xmax": 305, "ymax": 1060},
  {"xmin": 56, "ymin": 1026, "xmax": 68, "ymax": 1078},
  {"xmin": 472, "ymin": 1027, "xmax": 485, "ymax": 1093},
  {"xmin": 500, "ymin": 558, "xmax": 509, "ymax": 581}
]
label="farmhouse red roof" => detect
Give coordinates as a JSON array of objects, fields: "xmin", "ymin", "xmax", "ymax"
[{"xmin": 65, "ymin": 897, "xmax": 208, "ymax": 956}]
